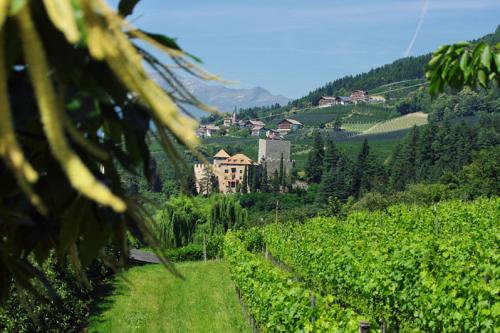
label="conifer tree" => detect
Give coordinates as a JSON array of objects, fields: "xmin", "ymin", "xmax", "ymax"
[
  {"xmin": 305, "ymin": 131, "xmax": 324, "ymax": 183},
  {"xmin": 272, "ymin": 169, "xmax": 280, "ymax": 193},
  {"xmin": 353, "ymin": 139, "xmax": 370, "ymax": 197},
  {"xmin": 241, "ymin": 166, "xmax": 248, "ymax": 194},
  {"xmin": 279, "ymin": 153, "xmax": 284, "ymax": 185},
  {"xmin": 260, "ymin": 163, "xmax": 269, "ymax": 193}
]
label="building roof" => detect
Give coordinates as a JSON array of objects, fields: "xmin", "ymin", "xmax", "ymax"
[
  {"xmin": 214, "ymin": 149, "xmax": 231, "ymax": 158},
  {"xmin": 248, "ymin": 120, "xmax": 265, "ymax": 126},
  {"xmin": 280, "ymin": 118, "xmax": 303, "ymax": 126},
  {"xmin": 221, "ymin": 153, "xmax": 255, "ymax": 165},
  {"xmin": 252, "ymin": 125, "xmax": 264, "ymax": 130},
  {"xmin": 320, "ymin": 96, "xmax": 337, "ymax": 101},
  {"xmin": 206, "ymin": 124, "xmax": 220, "ymax": 130},
  {"xmin": 337, "ymin": 96, "xmax": 352, "ymax": 102}
]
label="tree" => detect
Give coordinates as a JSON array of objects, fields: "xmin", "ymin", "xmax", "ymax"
[
  {"xmin": 278, "ymin": 153, "xmax": 284, "ymax": 186},
  {"xmin": 352, "ymin": 139, "xmax": 370, "ymax": 197},
  {"xmin": 0, "ymin": 0, "xmax": 214, "ymax": 299},
  {"xmin": 241, "ymin": 166, "xmax": 248, "ymax": 194},
  {"xmin": 272, "ymin": 169, "xmax": 280, "ymax": 193},
  {"xmin": 260, "ymin": 162, "xmax": 269, "ymax": 193},
  {"xmin": 209, "ymin": 196, "xmax": 247, "ymax": 235},
  {"xmin": 426, "ymin": 41, "xmax": 500, "ymax": 95},
  {"xmin": 305, "ymin": 131, "xmax": 324, "ymax": 183}
]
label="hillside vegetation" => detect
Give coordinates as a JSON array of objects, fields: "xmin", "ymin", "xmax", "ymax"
[{"xmin": 363, "ymin": 112, "xmax": 428, "ymax": 135}]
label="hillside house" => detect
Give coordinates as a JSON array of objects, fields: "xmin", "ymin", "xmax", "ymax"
[
  {"xmin": 319, "ymin": 96, "xmax": 352, "ymax": 107},
  {"xmin": 251, "ymin": 125, "xmax": 265, "ymax": 136},
  {"xmin": 350, "ymin": 90, "xmax": 369, "ymax": 103},
  {"xmin": 195, "ymin": 127, "xmax": 206, "ymax": 138},
  {"xmin": 246, "ymin": 120, "xmax": 265, "ymax": 128},
  {"xmin": 205, "ymin": 124, "xmax": 220, "ymax": 137},
  {"xmin": 277, "ymin": 119, "xmax": 303, "ymax": 133},
  {"xmin": 266, "ymin": 129, "xmax": 283, "ymax": 140},
  {"xmin": 318, "ymin": 96, "xmax": 337, "ymax": 108},
  {"xmin": 194, "ymin": 150, "xmax": 257, "ymax": 194},
  {"xmin": 335, "ymin": 96, "xmax": 352, "ymax": 105}
]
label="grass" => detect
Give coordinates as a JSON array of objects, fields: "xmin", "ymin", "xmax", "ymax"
[{"xmin": 88, "ymin": 261, "xmax": 250, "ymax": 333}]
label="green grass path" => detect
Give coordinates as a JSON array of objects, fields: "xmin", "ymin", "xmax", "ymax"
[{"xmin": 87, "ymin": 261, "xmax": 249, "ymax": 333}]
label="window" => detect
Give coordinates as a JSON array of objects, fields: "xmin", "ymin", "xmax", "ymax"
[
  {"xmin": 240, "ymin": 170, "xmax": 243, "ymax": 173},
  {"xmin": 231, "ymin": 168, "xmax": 236, "ymax": 173},
  {"xmin": 224, "ymin": 169, "xmax": 228, "ymax": 173}
]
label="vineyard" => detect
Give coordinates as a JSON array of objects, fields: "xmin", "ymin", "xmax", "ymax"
[
  {"xmin": 362, "ymin": 112, "xmax": 428, "ymax": 135},
  {"xmin": 225, "ymin": 198, "xmax": 500, "ymax": 332}
]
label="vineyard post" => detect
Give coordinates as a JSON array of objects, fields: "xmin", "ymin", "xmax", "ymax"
[{"xmin": 359, "ymin": 321, "xmax": 370, "ymax": 333}]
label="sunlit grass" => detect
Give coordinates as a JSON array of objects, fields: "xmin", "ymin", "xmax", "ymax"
[{"xmin": 88, "ymin": 261, "xmax": 249, "ymax": 333}]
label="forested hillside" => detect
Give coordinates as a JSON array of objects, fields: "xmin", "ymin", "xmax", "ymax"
[{"xmin": 215, "ymin": 25, "xmax": 500, "ymax": 122}]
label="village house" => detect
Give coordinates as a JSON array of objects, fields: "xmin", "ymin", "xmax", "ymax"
[
  {"xmin": 204, "ymin": 124, "xmax": 220, "ymax": 137},
  {"xmin": 318, "ymin": 96, "xmax": 352, "ymax": 107},
  {"xmin": 350, "ymin": 90, "xmax": 369, "ymax": 103},
  {"xmin": 335, "ymin": 96, "xmax": 352, "ymax": 105},
  {"xmin": 266, "ymin": 129, "xmax": 283, "ymax": 140},
  {"xmin": 245, "ymin": 120, "xmax": 265, "ymax": 128},
  {"xmin": 318, "ymin": 96, "xmax": 337, "ymax": 108},
  {"xmin": 277, "ymin": 118, "xmax": 303, "ymax": 133},
  {"xmin": 194, "ymin": 150, "xmax": 257, "ymax": 194},
  {"xmin": 251, "ymin": 125, "xmax": 265, "ymax": 136}
]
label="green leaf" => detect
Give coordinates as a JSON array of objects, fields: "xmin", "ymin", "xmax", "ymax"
[
  {"xmin": 118, "ymin": 0, "xmax": 141, "ymax": 17},
  {"xmin": 481, "ymin": 45, "xmax": 492, "ymax": 70},
  {"xmin": 141, "ymin": 30, "xmax": 182, "ymax": 51},
  {"xmin": 478, "ymin": 69, "xmax": 487, "ymax": 87},
  {"xmin": 459, "ymin": 51, "xmax": 470, "ymax": 72}
]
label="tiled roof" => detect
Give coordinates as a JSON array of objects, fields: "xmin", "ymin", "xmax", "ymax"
[
  {"xmin": 221, "ymin": 153, "xmax": 255, "ymax": 165},
  {"xmin": 214, "ymin": 149, "xmax": 231, "ymax": 158},
  {"xmin": 281, "ymin": 118, "xmax": 303, "ymax": 126}
]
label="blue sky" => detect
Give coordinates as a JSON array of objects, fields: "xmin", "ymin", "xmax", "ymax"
[{"xmin": 113, "ymin": 0, "xmax": 499, "ymax": 98}]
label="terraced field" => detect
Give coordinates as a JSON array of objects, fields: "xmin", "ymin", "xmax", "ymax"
[{"xmin": 363, "ymin": 112, "xmax": 428, "ymax": 135}]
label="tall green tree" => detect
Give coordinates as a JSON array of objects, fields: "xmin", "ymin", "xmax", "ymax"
[
  {"xmin": 305, "ymin": 131, "xmax": 324, "ymax": 183},
  {"xmin": 272, "ymin": 169, "xmax": 280, "ymax": 193}
]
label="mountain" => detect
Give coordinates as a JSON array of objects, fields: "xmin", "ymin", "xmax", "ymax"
[{"xmin": 180, "ymin": 77, "xmax": 290, "ymax": 117}]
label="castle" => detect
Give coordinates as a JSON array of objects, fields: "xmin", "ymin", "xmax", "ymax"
[
  {"xmin": 194, "ymin": 139, "xmax": 294, "ymax": 194},
  {"xmin": 194, "ymin": 150, "xmax": 257, "ymax": 194}
]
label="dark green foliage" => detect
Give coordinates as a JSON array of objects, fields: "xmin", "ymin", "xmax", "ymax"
[
  {"xmin": 0, "ymin": 255, "xmax": 111, "ymax": 333},
  {"xmin": 271, "ymin": 169, "xmax": 280, "ymax": 193},
  {"xmin": 209, "ymin": 196, "xmax": 247, "ymax": 235},
  {"xmin": 155, "ymin": 197, "xmax": 204, "ymax": 248},
  {"xmin": 455, "ymin": 147, "xmax": 500, "ymax": 198},
  {"xmin": 305, "ymin": 131, "xmax": 324, "ymax": 183}
]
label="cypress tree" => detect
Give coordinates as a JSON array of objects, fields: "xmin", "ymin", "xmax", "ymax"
[
  {"xmin": 353, "ymin": 139, "xmax": 370, "ymax": 197},
  {"xmin": 241, "ymin": 166, "xmax": 248, "ymax": 194},
  {"xmin": 279, "ymin": 153, "xmax": 284, "ymax": 185},
  {"xmin": 305, "ymin": 131, "xmax": 324, "ymax": 183},
  {"xmin": 251, "ymin": 165, "xmax": 259, "ymax": 192},
  {"xmin": 260, "ymin": 163, "xmax": 269, "ymax": 193},
  {"xmin": 272, "ymin": 169, "xmax": 280, "ymax": 193}
]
